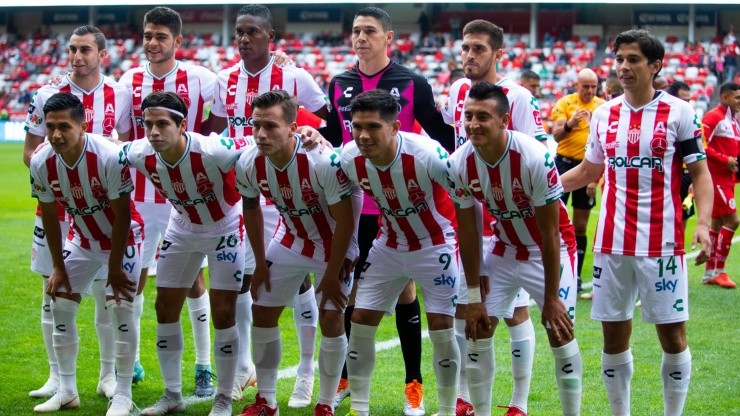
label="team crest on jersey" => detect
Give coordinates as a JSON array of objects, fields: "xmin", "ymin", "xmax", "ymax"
[
  {"xmin": 407, "ymin": 179, "xmax": 426, "ymax": 205},
  {"xmin": 245, "ymin": 90, "xmax": 259, "ymax": 105},
  {"xmin": 171, "ymin": 180, "xmax": 186, "ymax": 194},
  {"xmin": 279, "ymin": 185, "xmax": 293, "ymax": 200},
  {"xmin": 490, "ymin": 184, "xmax": 504, "ymax": 201},
  {"xmin": 650, "ymin": 137, "xmax": 668, "ymax": 156},
  {"xmin": 85, "ymin": 107, "xmax": 94, "ymax": 123},
  {"xmin": 90, "ymin": 177, "xmax": 107, "ymax": 200},
  {"xmin": 70, "ymin": 184, "xmax": 85, "ymax": 199},
  {"xmin": 272, "ymin": 84, "xmax": 281, "ymax": 91},
  {"xmin": 627, "ymin": 125, "xmax": 641, "ymax": 144},
  {"xmin": 382, "ymin": 185, "xmax": 397, "ymax": 200},
  {"xmin": 29, "ymin": 113, "xmax": 42, "ymax": 126},
  {"xmin": 195, "ymin": 173, "xmax": 214, "ymax": 195}
]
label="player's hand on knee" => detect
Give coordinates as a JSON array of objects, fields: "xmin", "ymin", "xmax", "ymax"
[
  {"xmin": 480, "ymin": 275, "xmax": 490, "ymax": 301},
  {"xmin": 46, "ymin": 267, "xmax": 72, "ymax": 301},
  {"xmin": 108, "ymin": 268, "xmax": 136, "ymax": 304},
  {"xmin": 317, "ymin": 274, "xmax": 348, "ymax": 311},
  {"xmin": 465, "ymin": 302, "xmax": 491, "ymax": 341},
  {"xmin": 250, "ymin": 262, "xmax": 271, "ymax": 301},
  {"xmin": 339, "ymin": 257, "xmax": 356, "ymax": 285},
  {"xmin": 541, "ymin": 299, "xmax": 574, "ymax": 342}
]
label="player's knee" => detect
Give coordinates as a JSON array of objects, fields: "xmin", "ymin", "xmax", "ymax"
[
  {"xmin": 505, "ymin": 306, "xmax": 530, "ymax": 326},
  {"xmin": 426, "ymin": 313, "xmax": 453, "ymax": 331},
  {"xmin": 656, "ymin": 322, "xmax": 687, "ymax": 353}
]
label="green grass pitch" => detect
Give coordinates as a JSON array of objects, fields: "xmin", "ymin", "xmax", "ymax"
[{"xmin": 1, "ymin": 142, "xmax": 738, "ymax": 415}]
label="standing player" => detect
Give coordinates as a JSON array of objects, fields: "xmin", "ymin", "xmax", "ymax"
[
  {"xmin": 441, "ymin": 19, "xmax": 546, "ymax": 416},
  {"xmin": 551, "ymin": 68, "xmax": 605, "ymax": 295},
  {"xmin": 24, "ymin": 25, "xmax": 132, "ymax": 401},
  {"xmin": 118, "ymin": 6, "xmax": 219, "ymax": 395},
  {"xmin": 208, "ymin": 4, "xmax": 328, "ymax": 404},
  {"xmin": 127, "ymin": 92, "xmax": 246, "ymax": 416},
  {"xmin": 450, "ymin": 82, "xmax": 582, "ymax": 416},
  {"xmin": 340, "ymin": 89, "xmax": 461, "ymax": 416},
  {"xmin": 30, "ymin": 92, "xmax": 142, "ymax": 416},
  {"xmin": 519, "ymin": 70, "xmax": 541, "ymax": 97},
  {"xmin": 322, "ymin": 8, "xmax": 455, "ymax": 414},
  {"xmin": 701, "ymin": 82, "xmax": 740, "ymax": 288},
  {"xmin": 235, "ymin": 90, "xmax": 357, "ymax": 416},
  {"xmin": 561, "ymin": 29, "xmax": 713, "ymax": 415}
]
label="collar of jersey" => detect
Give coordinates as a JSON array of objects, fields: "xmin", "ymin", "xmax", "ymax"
[
  {"xmin": 66, "ymin": 74, "xmax": 104, "ymax": 95},
  {"xmin": 146, "ymin": 61, "xmax": 180, "ymax": 80},
  {"xmin": 369, "ymin": 133, "xmax": 402, "ymax": 171},
  {"xmin": 267, "ymin": 133, "xmax": 300, "ymax": 172},
  {"xmin": 157, "ymin": 132, "xmax": 191, "ymax": 169},
  {"xmin": 241, "ymin": 56, "xmax": 275, "ymax": 77},
  {"xmin": 474, "ymin": 130, "xmax": 512, "ymax": 169},
  {"xmin": 622, "ymin": 90, "xmax": 663, "ymax": 113},
  {"xmin": 59, "ymin": 134, "xmax": 89, "ymax": 170}
]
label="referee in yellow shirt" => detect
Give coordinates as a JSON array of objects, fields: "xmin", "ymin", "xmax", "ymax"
[{"xmin": 552, "ymin": 68, "xmax": 605, "ymax": 294}]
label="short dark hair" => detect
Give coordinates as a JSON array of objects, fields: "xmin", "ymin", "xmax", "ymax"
[
  {"xmin": 666, "ymin": 81, "xmax": 690, "ymax": 98},
  {"xmin": 237, "ymin": 4, "xmax": 273, "ymax": 30},
  {"xmin": 467, "ymin": 82, "xmax": 510, "ymax": 118},
  {"xmin": 72, "ymin": 25, "xmax": 106, "ymax": 51},
  {"xmin": 143, "ymin": 7, "xmax": 183, "ymax": 37},
  {"xmin": 719, "ymin": 82, "xmax": 740, "ymax": 96},
  {"xmin": 463, "ymin": 20, "xmax": 504, "ymax": 50},
  {"xmin": 252, "ymin": 90, "xmax": 298, "ymax": 124},
  {"xmin": 613, "ymin": 29, "xmax": 664, "ymax": 77},
  {"xmin": 350, "ymin": 89, "xmax": 399, "ymax": 124},
  {"xmin": 141, "ymin": 91, "xmax": 188, "ymax": 125},
  {"xmin": 520, "ymin": 70, "xmax": 540, "ymax": 82},
  {"xmin": 355, "ymin": 7, "xmax": 392, "ymax": 32},
  {"xmin": 43, "ymin": 92, "xmax": 85, "ymax": 124}
]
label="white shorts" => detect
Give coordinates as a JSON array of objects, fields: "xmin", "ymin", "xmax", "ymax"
[
  {"xmin": 31, "ymin": 216, "xmax": 70, "ymax": 276},
  {"xmin": 136, "ymin": 201, "xmax": 172, "ymax": 269},
  {"xmin": 355, "ymin": 243, "xmax": 459, "ymax": 317},
  {"xmin": 253, "ymin": 242, "xmax": 352, "ymax": 311},
  {"xmin": 157, "ymin": 215, "xmax": 245, "ymax": 292},
  {"xmin": 62, "ymin": 240, "xmax": 142, "ymax": 296},
  {"xmin": 591, "ymin": 253, "xmax": 689, "ymax": 324},
  {"xmin": 484, "ymin": 251, "xmax": 576, "ymax": 321}
]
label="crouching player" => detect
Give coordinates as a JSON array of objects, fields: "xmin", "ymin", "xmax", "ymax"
[
  {"xmin": 30, "ymin": 92, "xmax": 143, "ymax": 416},
  {"xmin": 450, "ymin": 83, "xmax": 582, "ymax": 416}
]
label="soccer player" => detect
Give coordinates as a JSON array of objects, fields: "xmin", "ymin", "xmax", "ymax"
[
  {"xmin": 519, "ymin": 70, "xmax": 541, "ymax": 97},
  {"xmin": 560, "ymin": 29, "xmax": 713, "ymax": 416},
  {"xmin": 24, "ymin": 25, "xmax": 132, "ymax": 401},
  {"xmin": 552, "ymin": 68, "xmax": 605, "ymax": 296},
  {"xmin": 235, "ymin": 90, "xmax": 358, "ymax": 416},
  {"xmin": 339, "ymin": 89, "xmax": 461, "ymax": 416},
  {"xmin": 118, "ymin": 6, "xmax": 219, "ymax": 394},
  {"xmin": 322, "ymin": 8, "xmax": 455, "ymax": 413},
  {"xmin": 208, "ymin": 4, "xmax": 328, "ymax": 404},
  {"xmin": 441, "ymin": 19, "xmax": 546, "ymax": 415},
  {"xmin": 666, "ymin": 81, "xmax": 695, "ymax": 233},
  {"xmin": 126, "ymin": 92, "xmax": 246, "ymax": 416},
  {"xmin": 30, "ymin": 92, "xmax": 142, "ymax": 416},
  {"xmin": 450, "ymin": 82, "xmax": 582, "ymax": 416},
  {"xmin": 701, "ymin": 82, "xmax": 740, "ymax": 289}
]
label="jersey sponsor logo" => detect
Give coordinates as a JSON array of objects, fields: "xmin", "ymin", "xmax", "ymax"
[
  {"xmin": 604, "ymin": 141, "xmax": 620, "ymax": 150},
  {"xmin": 343, "ymin": 86, "xmax": 354, "ymax": 98},
  {"xmin": 389, "ymin": 87, "xmax": 400, "ymax": 98},
  {"xmin": 275, "ymin": 203, "xmax": 322, "ymax": 217},
  {"xmin": 547, "ymin": 167, "xmax": 559, "ymax": 188},
  {"xmin": 380, "ymin": 200, "xmax": 429, "ymax": 217},
  {"xmin": 134, "ymin": 116, "xmax": 145, "ymax": 128},
  {"xmin": 607, "ymin": 120, "xmax": 620, "ymax": 134},
  {"xmin": 104, "ymin": 103, "xmax": 115, "ymax": 114},
  {"xmin": 225, "ymin": 103, "xmax": 239, "ymax": 111},
  {"xmin": 28, "ymin": 103, "xmax": 36, "ymax": 114},
  {"xmin": 512, "ymin": 178, "xmax": 523, "ymax": 190},
  {"xmin": 34, "ymin": 226, "xmax": 46, "ymax": 239},
  {"xmin": 466, "ymin": 178, "xmax": 482, "ymax": 194},
  {"xmin": 64, "ymin": 199, "xmax": 111, "ymax": 216},
  {"xmin": 228, "ymin": 116, "xmax": 253, "ymax": 127},
  {"xmin": 407, "ymin": 179, "xmax": 426, "ymax": 204},
  {"xmin": 29, "ymin": 113, "xmax": 43, "ymax": 126},
  {"xmin": 627, "ymin": 125, "xmax": 641, "ymax": 143},
  {"xmin": 487, "ymin": 205, "xmax": 534, "ymax": 220},
  {"xmin": 433, "ymin": 273, "xmax": 456, "ymax": 287},
  {"xmin": 533, "ymin": 110, "xmax": 543, "ymax": 126},
  {"xmin": 216, "ymin": 251, "xmax": 239, "ymax": 263},
  {"xmin": 607, "ymin": 155, "xmax": 664, "ymax": 172},
  {"xmin": 655, "ymin": 278, "xmax": 679, "ymax": 293},
  {"xmin": 195, "ymin": 173, "xmax": 215, "ymax": 195},
  {"xmin": 300, "ymin": 179, "xmax": 320, "ymax": 205},
  {"xmin": 90, "ymin": 177, "xmax": 108, "ymax": 201},
  {"xmin": 650, "ymin": 137, "xmax": 668, "ymax": 156},
  {"xmin": 169, "ymin": 192, "xmax": 217, "ymax": 207},
  {"xmin": 336, "ymin": 169, "xmax": 349, "ymax": 187},
  {"xmin": 512, "ymin": 189, "xmax": 531, "ymax": 209},
  {"xmin": 132, "ymin": 86, "xmax": 142, "ymax": 98}
]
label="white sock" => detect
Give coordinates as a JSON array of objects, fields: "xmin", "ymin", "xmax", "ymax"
[
  {"xmin": 552, "ymin": 339, "xmax": 582, "ymax": 416},
  {"xmin": 41, "ymin": 291, "xmax": 59, "ymax": 378},
  {"xmin": 108, "ymin": 300, "xmax": 137, "ymax": 398},
  {"xmin": 51, "ymin": 298, "xmax": 80, "ymax": 396},
  {"xmin": 157, "ymin": 322, "xmax": 184, "ymax": 394},
  {"xmin": 92, "ymin": 279, "xmax": 115, "ymax": 378},
  {"xmin": 454, "ymin": 318, "xmax": 470, "ymax": 402},
  {"xmin": 187, "ymin": 292, "xmax": 211, "ymax": 366},
  {"xmin": 236, "ymin": 293, "xmax": 254, "ymax": 375},
  {"xmin": 347, "ymin": 323, "xmax": 378, "ymax": 414},
  {"xmin": 508, "ymin": 318, "xmax": 535, "ymax": 412},
  {"xmin": 662, "ymin": 348, "xmax": 691, "ymax": 416},
  {"xmin": 214, "ymin": 326, "xmax": 240, "ymax": 397},
  {"xmin": 318, "ymin": 335, "xmax": 347, "ymax": 405},
  {"xmin": 429, "ymin": 327, "xmax": 459, "ymax": 414},
  {"xmin": 252, "ymin": 326, "xmax": 281, "ymax": 407},
  {"xmin": 602, "ymin": 349, "xmax": 633, "ymax": 416},
  {"xmin": 293, "ymin": 285, "xmax": 318, "ymax": 378},
  {"xmin": 133, "ymin": 293, "xmax": 144, "ymax": 362},
  {"xmin": 466, "ymin": 337, "xmax": 494, "ymax": 416}
]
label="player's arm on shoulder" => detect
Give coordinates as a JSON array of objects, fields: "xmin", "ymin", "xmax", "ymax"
[
  {"xmin": 24, "ymin": 131, "xmax": 46, "ymax": 167},
  {"xmin": 414, "ymin": 75, "xmax": 455, "ymax": 152},
  {"xmin": 202, "ymin": 114, "xmax": 228, "ymax": 136}
]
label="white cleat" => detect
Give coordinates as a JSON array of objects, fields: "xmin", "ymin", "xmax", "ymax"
[
  {"xmin": 96, "ymin": 373, "xmax": 116, "ymax": 399},
  {"xmin": 288, "ymin": 374, "xmax": 314, "ymax": 408},
  {"xmin": 29, "ymin": 374, "xmax": 59, "ymax": 398},
  {"xmin": 232, "ymin": 368, "xmax": 257, "ymax": 401},
  {"xmin": 34, "ymin": 391, "xmax": 80, "ymax": 413},
  {"xmin": 140, "ymin": 390, "xmax": 185, "ymax": 416},
  {"xmin": 208, "ymin": 393, "xmax": 232, "ymax": 416},
  {"xmin": 106, "ymin": 393, "xmax": 133, "ymax": 416}
]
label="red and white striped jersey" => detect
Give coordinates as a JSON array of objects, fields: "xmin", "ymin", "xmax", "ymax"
[
  {"xmin": 449, "ymin": 131, "xmax": 576, "ymax": 260},
  {"xmin": 124, "ymin": 133, "xmax": 250, "ymax": 232},
  {"xmin": 235, "ymin": 138, "xmax": 355, "ymax": 262},
  {"xmin": 30, "ymin": 134, "xmax": 143, "ymax": 250},
  {"xmin": 25, "ymin": 75, "xmax": 132, "ymax": 138},
  {"xmin": 340, "ymin": 132, "xmax": 461, "ymax": 252},
  {"xmin": 442, "ymin": 77, "xmax": 547, "ymax": 148},
  {"xmin": 211, "ymin": 57, "xmax": 327, "ymax": 137},
  {"xmin": 703, "ymin": 104, "xmax": 740, "ymax": 188},
  {"xmin": 119, "ymin": 61, "xmax": 217, "ymax": 203},
  {"xmin": 584, "ymin": 92, "xmax": 706, "ymax": 257}
]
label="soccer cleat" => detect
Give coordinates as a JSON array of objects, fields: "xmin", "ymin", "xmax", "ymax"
[
  {"xmin": 456, "ymin": 397, "xmax": 475, "ymax": 416},
  {"xmin": 97, "ymin": 373, "xmax": 117, "ymax": 399},
  {"xmin": 313, "ymin": 403, "xmax": 334, "ymax": 416},
  {"xmin": 194, "ymin": 364, "xmax": 216, "ymax": 397},
  {"xmin": 140, "ymin": 390, "xmax": 186, "ymax": 415},
  {"xmin": 403, "ymin": 380, "xmax": 425, "ymax": 416},
  {"xmin": 208, "ymin": 393, "xmax": 232, "ymax": 416},
  {"xmin": 33, "ymin": 391, "xmax": 80, "ymax": 413},
  {"xmin": 133, "ymin": 360, "xmax": 146, "ymax": 384},
  {"xmin": 579, "ymin": 291, "xmax": 593, "ymax": 300},
  {"xmin": 498, "ymin": 405, "xmax": 527, "ymax": 416},
  {"xmin": 240, "ymin": 393, "xmax": 279, "ymax": 416},
  {"xmin": 233, "ymin": 368, "xmax": 258, "ymax": 401},
  {"xmin": 332, "ymin": 378, "xmax": 350, "ymax": 409},
  {"xmin": 106, "ymin": 393, "xmax": 133, "ymax": 416},
  {"xmin": 705, "ymin": 272, "xmax": 737, "ymax": 289},
  {"xmin": 288, "ymin": 373, "xmax": 314, "ymax": 408},
  {"xmin": 29, "ymin": 374, "xmax": 59, "ymax": 398}
]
